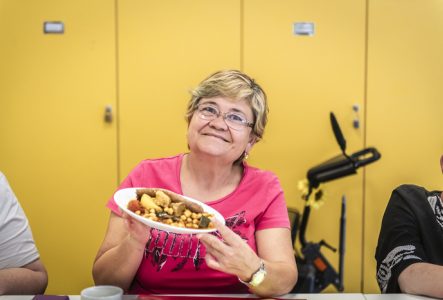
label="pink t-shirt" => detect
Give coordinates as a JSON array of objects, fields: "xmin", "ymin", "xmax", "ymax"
[{"xmin": 107, "ymin": 154, "xmax": 290, "ymax": 294}]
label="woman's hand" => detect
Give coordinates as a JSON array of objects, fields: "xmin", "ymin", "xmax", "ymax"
[
  {"xmin": 93, "ymin": 212, "xmax": 151, "ymax": 289},
  {"xmin": 198, "ymin": 220, "xmax": 298, "ymax": 297},
  {"xmin": 122, "ymin": 212, "xmax": 151, "ymax": 249},
  {"xmin": 197, "ymin": 219, "xmax": 261, "ymax": 281}
]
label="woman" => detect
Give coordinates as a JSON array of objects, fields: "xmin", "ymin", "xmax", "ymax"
[{"xmin": 93, "ymin": 70, "xmax": 297, "ymax": 297}]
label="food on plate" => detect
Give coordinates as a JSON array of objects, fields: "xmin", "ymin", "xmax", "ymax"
[{"xmin": 126, "ymin": 188, "xmax": 214, "ymax": 229}]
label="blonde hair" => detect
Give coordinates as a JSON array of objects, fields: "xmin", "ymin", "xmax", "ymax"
[{"xmin": 185, "ymin": 70, "xmax": 269, "ymax": 140}]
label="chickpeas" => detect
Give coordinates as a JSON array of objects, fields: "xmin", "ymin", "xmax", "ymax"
[{"xmin": 127, "ymin": 191, "xmax": 214, "ymax": 229}]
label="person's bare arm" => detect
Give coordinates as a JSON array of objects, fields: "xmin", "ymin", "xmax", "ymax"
[
  {"xmin": 0, "ymin": 259, "xmax": 48, "ymax": 295},
  {"xmin": 248, "ymin": 227, "xmax": 298, "ymax": 296},
  {"xmin": 93, "ymin": 212, "xmax": 150, "ymax": 290},
  {"xmin": 398, "ymin": 262, "xmax": 443, "ymax": 298},
  {"xmin": 198, "ymin": 221, "xmax": 297, "ymax": 297}
]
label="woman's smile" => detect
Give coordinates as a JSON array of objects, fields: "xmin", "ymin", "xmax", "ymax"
[{"xmin": 201, "ymin": 131, "xmax": 230, "ymax": 143}]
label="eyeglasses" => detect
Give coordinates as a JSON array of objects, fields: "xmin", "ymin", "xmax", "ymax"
[{"xmin": 196, "ymin": 103, "xmax": 254, "ymax": 131}]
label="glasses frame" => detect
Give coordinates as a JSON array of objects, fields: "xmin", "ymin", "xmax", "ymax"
[{"xmin": 196, "ymin": 103, "xmax": 254, "ymax": 131}]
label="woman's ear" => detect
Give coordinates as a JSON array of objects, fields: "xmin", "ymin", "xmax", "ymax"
[
  {"xmin": 246, "ymin": 136, "xmax": 257, "ymax": 153},
  {"xmin": 440, "ymin": 155, "xmax": 443, "ymax": 173}
]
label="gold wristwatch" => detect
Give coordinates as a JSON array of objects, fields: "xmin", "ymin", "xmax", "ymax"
[{"xmin": 238, "ymin": 259, "xmax": 267, "ymax": 288}]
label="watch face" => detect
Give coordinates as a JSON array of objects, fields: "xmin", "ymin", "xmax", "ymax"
[
  {"xmin": 238, "ymin": 260, "xmax": 267, "ymax": 288},
  {"xmin": 250, "ymin": 269, "xmax": 267, "ymax": 286}
]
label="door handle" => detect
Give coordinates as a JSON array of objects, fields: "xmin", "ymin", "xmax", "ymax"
[
  {"xmin": 352, "ymin": 104, "xmax": 360, "ymax": 129},
  {"xmin": 104, "ymin": 105, "xmax": 113, "ymax": 123}
]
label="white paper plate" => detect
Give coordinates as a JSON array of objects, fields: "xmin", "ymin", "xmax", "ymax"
[{"xmin": 114, "ymin": 187, "xmax": 224, "ymax": 234}]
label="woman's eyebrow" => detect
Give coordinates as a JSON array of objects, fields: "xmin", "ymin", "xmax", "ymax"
[
  {"xmin": 229, "ymin": 108, "xmax": 245, "ymax": 114},
  {"xmin": 199, "ymin": 100, "xmax": 217, "ymax": 106}
]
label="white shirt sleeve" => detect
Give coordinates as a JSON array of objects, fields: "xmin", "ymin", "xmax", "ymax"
[{"xmin": 0, "ymin": 172, "xmax": 40, "ymax": 269}]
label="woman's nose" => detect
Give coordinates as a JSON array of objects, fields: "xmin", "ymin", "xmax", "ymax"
[{"xmin": 208, "ymin": 114, "xmax": 229, "ymax": 130}]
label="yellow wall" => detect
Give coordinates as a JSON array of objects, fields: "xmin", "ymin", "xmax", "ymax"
[
  {"xmin": 242, "ymin": 0, "xmax": 366, "ymax": 292},
  {"xmin": 363, "ymin": 0, "xmax": 443, "ymax": 292},
  {"xmin": 0, "ymin": 0, "xmax": 117, "ymax": 294},
  {"xmin": 0, "ymin": 0, "xmax": 442, "ymax": 295}
]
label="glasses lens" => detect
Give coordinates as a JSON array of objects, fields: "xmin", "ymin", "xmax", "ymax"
[
  {"xmin": 225, "ymin": 113, "xmax": 248, "ymax": 130},
  {"xmin": 198, "ymin": 105, "xmax": 218, "ymax": 120}
]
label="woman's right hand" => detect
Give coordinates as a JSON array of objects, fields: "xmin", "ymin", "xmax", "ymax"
[{"xmin": 122, "ymin": 212, "xmax": 151, "ymax": 249}]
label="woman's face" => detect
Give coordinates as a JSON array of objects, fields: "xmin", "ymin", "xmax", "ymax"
[{"xmin": 187, "ymin": 96, "xmax": 255, "ymax": 163}]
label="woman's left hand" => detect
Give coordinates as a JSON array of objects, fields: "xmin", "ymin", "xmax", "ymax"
[{"xmin": 197, "ymin": 219, "xmax": 261, "ymax": 281}]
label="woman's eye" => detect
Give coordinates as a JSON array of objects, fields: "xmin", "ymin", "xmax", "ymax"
[
  {"xmin": 201, "ymin": 106, "xmax": 218, "ymax": 115},
  {"xmin": 227, "ymin": 113, "xmax": 245, "ymax": 123}
]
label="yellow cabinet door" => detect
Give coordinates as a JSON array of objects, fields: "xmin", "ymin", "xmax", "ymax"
[
  {"xmin": 364, "ymin": 0, "xmax": 443, "ymax": 293},
  {"xmin": 243, "ymin": 0, "xmax": 367, "ymax": 292},
  {"xmin": 117, "ymin": 0, "xmax": 241, "ymax": 178},
  {"xmin": 0, "ymin": 1, "xmax": 117, "ymax": 294}
]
